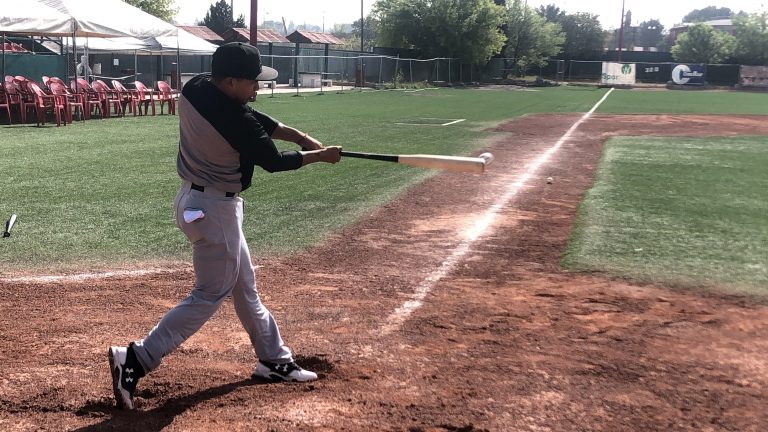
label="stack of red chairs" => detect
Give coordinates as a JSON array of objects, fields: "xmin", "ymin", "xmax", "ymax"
[
  {"xmin": 3, "ymin": 76, "xmax": 26, "ymax": 123},
  {"xmin": 49, "ymin": 81, "xmax": 86, "ymax": 122},
  {"xmin": 0, "ymin": 83, "xmax": 12, "ymax": 124},
  {"xmin": 22, "ymin": 80, "xmax": 67, "ymax": 127},
  {"xmin": 132, "ymin": 81, "xmax": 157, "ymax": 116},
  {"xmin": 69, "ymin": 79, "xmax": 103, "ymax": 119},
  {"xmin": 155, "ymin": 80, "xmax": 178, "ymax": 115},
  {"xmin": 2, "ymin": 42, "xmax": 28, "ymax": 52},
  {"xmin": 91, "ymin": 80, "xmax": 124, "ymax": 117},
  {"xmin": 110, "ymin": 80, "xmax": 138, "ymax": 116}
]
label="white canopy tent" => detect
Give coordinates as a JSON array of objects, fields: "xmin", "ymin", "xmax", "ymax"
[
  {"xmin": 0, "ymin": 1, "xmax": 74, "ymax": 36},
  {"xmin": 39, "ymin": 0, "xmax": 178, "ymax": 38},
  {"xmin": 0, "ymin": 0, "xmax": 216, "ymax": 88},
  {"xmin": 143, "ymin": 28, "xmax": 217, "ymax": 55}
]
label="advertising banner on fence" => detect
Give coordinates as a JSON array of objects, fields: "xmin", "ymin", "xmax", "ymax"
[
  {"xmin": 601, "ymin": 62, "xmax": 636, "ymax": 85},
  {"xmin": 672, "ymin": 64, "xmax": 706, "ymax": 85},
  {"xmin": 740, "ymin": 66, "xmax": 768, "ymax": 88}
]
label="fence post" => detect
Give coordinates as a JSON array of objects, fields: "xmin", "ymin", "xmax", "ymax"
[
  {"xmin": 379, "ymin": 56, "xmax": 383, "ymax": 85},
  {"xmin": 394, "ymin": 55, "xmax": 400, "ymax": 87}
]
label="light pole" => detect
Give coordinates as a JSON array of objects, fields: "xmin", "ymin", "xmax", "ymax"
[
  {"xmin": 617, "ymin": 0, "xmax": 625, "ymax": 61},
  {"xmin": 250, "ymin": 0, "xmax": 258, "ymax": 44}
]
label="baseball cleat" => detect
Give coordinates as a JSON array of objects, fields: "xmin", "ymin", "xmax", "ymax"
[
  {"xmin": 251, "ymin": 360, "xmax": 318, "ymax": 382},
  {"xmin": 108, "ymin": 344, "xmax": 144, "ymax": 409}
]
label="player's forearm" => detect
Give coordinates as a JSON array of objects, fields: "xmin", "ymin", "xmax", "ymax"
[
  {"xmin": 300, "ymin": 147, "xmax": 342, "ymax": 166},
  {"xmin": 272, "ymin": 124, "xmax": 323, "ymax": 150}
]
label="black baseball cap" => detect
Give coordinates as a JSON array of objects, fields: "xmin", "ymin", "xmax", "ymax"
[{"xmin": 211, "ymin": 42, "xmax": 278, "ymax": 81}]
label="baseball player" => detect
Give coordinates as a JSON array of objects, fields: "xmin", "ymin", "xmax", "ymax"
[{"xmin": 108, "ymin": 42, "xmax": 342, "ymax": 410}]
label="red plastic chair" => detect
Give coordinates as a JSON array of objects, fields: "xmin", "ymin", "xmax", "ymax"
[
  {"xmin": 111, "ymin": 80, "xmax": 137, "ymax": 116},
  {"xmin": 91, "ymin": 80, "xmax": 124, "ymax": 117},
  {"xmin": 132, "ymin": 81, "xmax": 156, "ymax": 116},
  {"xmin": 23, "ymin": 81, "xmax": 67, "ymax": 126},
  {"xmin": 0, "ymin": 86, "xmax": 12, "ymax": 124},
  {"xmin": 70, "ymin": 79, "xmax": 102, "ymax": 119},
  {"xmin": 49, "ymin": 81, "xmax": 85, "ymax": 122},
  {"xmin": 2, "ymin": 81, "xmax": 25, "ymax": 123},
  {"xmin": 155, "ymin": 80, "xmax": 177, "ymax": 115}
]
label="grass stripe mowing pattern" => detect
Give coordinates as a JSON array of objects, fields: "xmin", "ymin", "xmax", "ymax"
[
  {"xmin": 597, "ymin": 89, "xmax": 768, "ymax": 115},
  {"xmin": 0, "ymin": 88, "xmax": 604, "ymax": 273},
  {"xmin": 562, "ymin": 136, "xmax": 768, "ymax": 295}
]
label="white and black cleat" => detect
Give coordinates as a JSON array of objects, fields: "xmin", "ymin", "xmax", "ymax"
[{"xmin": 251, "ymin": 360, "xmax": 318, "ymax": 382}]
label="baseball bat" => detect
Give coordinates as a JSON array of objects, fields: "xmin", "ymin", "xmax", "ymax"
[
  {"xmin": 3, "ymin": 214, "xmax": 17, "ymax": 238},
  {"xmin": 341, "ymin": 151, "xmax": 494, "ymax": 174}
]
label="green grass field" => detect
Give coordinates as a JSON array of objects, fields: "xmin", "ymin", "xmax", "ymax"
[
  {"xmin": 0, "ymin": 87, "xmax": 602, "ymax": 273},
  {"xmin": 1, "ymin": 86, "xmax": 767, "ymax": 291},
  {"xmin": 562, "ymin": 136, "xmax": 768, "ymax": 294}
]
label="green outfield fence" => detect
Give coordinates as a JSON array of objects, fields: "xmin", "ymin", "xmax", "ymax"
[
  {"xmin": 565, "ymin": 60, "xmax": 742, "ymax": 86},
  {"xmin": 3, "ymin": 38, "xmax": 746, "ymax": 89}
]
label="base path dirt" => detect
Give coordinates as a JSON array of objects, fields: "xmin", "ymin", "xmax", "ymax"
[{"xmin": 1, "ymin": 114, "xmax": 767, "ymax": 431}]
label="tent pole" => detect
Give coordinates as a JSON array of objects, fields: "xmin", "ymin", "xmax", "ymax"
[
  {"xmin": 73, "ymin": 24, "xmax": 78, "ymax": 92},
  {"xmin": 176, "ymin": 35, "xmax": 181, "ymax": 90}
]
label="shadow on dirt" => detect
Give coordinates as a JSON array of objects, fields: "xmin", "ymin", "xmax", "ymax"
[
  {"xmin": 71, "ymin": 378, "xmax": 256, "ymax": 431},
  {"xmin": 70, "ymin": 355, "xmax": 334, "ymax": 431}
]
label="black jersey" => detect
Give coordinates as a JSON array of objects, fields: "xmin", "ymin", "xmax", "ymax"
[{"xmin": 176, "ymin": 74, "xmax": 303, "ymax": 193}]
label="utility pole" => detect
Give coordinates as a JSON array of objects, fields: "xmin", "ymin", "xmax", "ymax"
[
  {"xmin": 250, "ymin": 0, "xmax": 258, "ymax": 45},
  {"xmin": 360, "ymin": 0, "xmax": 364, "ymax": 52},
  {"xmin": 617, "ymin": 0, "xmax": 625, "ymax": 62}
]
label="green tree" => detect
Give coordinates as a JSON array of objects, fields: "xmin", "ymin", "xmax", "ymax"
[
  {"xmin": 683, "ymin": 6, "xmax": 733, "ymax": 23},
  {"xmin": 199, "ymin": 0, "xmax": 246, "ymax": 36},
  {"xmin": 671, "ymin": 23, "xmax": 736, "ymax": 63},
  {"xmin": 124, "ymin": 0, "xmax": 177, "ymax": 22},
  {"xmin": 732, "ymin": 12, "xmax": 768, "ymax": 65},
  {"xmin": 537, "ymin": 4, "xmax": 565, "ymax": 23},
  {"xmin": 505, "ymin": 0, "xmax": 564, "ymax": 73},
  {"xmin": 374, "ymin": 0, "xmax": 506, "ymax": 64},
  {"xmin": 351, "ymin": 16, "xmax": 379, "ymax": 52},
  {"xmin": 558, "ymin": 12, "xmax": 603, "ymax": 59},
  {"xmin": 637, "ymin": 19, "xmax": 665, "ymax": 49}
]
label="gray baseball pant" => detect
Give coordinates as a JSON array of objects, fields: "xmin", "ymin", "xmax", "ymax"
[{"xmin": 132, "ymin": 181, "xmax": 294, "ymax": 372}]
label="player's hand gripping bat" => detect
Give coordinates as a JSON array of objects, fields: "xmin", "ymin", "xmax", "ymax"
[{"xmin": 341, "ymin": 151, "xmax": 494, "ymax": 173}]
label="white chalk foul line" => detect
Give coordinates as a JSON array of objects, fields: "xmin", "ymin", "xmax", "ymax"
[
  {"xmin": 0, "ymin": 265, "xmax": 264, "ymax": 284},
  {"xmin": 379, "ymin": 88, "xmax": 615, "ymax": 335}
]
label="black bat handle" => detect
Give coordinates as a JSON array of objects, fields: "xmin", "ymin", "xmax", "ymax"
[{"xmin": 340, "ymin": 151, "xmax": 399, "ymax": 162}]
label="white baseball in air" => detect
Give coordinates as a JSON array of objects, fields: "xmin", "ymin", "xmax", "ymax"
[
  {"xmin": 479, "ymin": 152, "xmax": 494, "ymax": 165},
  {"xmin": 546, "ymin": 176, "xmax": 553, "ymax": 184}
]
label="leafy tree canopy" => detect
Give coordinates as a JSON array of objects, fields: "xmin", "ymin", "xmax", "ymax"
[
  {"xmin": 374, "ymin": 0, "xmax": 507, "ymax": 64},
  {"xmin": 732, "ymin": 12, "xmax": 768, "ymax": 65},
  {"xmin": 505, "ymin": 0, "xmax": 564, "ymax": 71},
  {"xmin": 124, "ymin": 0, "xmax": 177, "ymax": 22},
  {"xmin": 199, "ymin": 0, "xmax": 246, "ymax": 36},
  {"xmin": 671, "ymin": 22, "xmax": 736, "ymax": 63},
  {"xmin": 536, "ymin": 4, "xmax": 565, "ymax": 23},
  {"xmin": 558, "ymin": 12, "xmax": 603, "ymax": 60},
  {"xmin": 637, "ymin": 19, "xmax": 665, "ymax": 49},
  {"xmin": 683, "ymin": 6, "xmax": 733, "ymax": 23}
]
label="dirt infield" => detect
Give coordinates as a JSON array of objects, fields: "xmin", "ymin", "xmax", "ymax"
[{"xmin": 1, "ymin": 114, "xmax": 767, "ymax": 431}]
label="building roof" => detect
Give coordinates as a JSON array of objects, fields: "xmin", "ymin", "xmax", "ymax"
[
  {"xmin": 286, "ymin": 30, "xmax": 343, "ymax": 45},
  {"xmin": 223, "ymin": 28, "xmax": 290, "ymax": 44},
  {"xmin": 671, "ymin": 18, "xmax": 733, "ymax": 30},
  {"xmin": 255, "ymin": 29, "xmax": 290, "ymax": 43},
  {"xmin": 177, "ymin": 25, "xmax": 224, "ymax": 43}
]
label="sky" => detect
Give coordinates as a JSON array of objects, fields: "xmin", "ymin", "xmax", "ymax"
[{"xmin": 174, "ymin": 0, "xmax": 765, "ymax": 31}]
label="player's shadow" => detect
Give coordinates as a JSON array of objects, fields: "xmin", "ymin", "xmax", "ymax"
[
  {"xmin": 71, "ymin": 378, "xmax": 259, "ymax": 432},
  {"xmin": 70, "ymin": 355, "xmax": 333, "ymax": 432}
]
